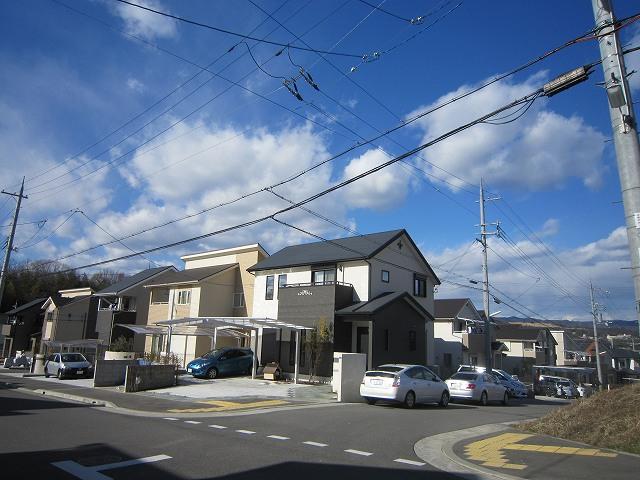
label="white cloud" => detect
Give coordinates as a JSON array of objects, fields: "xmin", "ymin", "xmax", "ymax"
[
  {"xmin": 537, "ymin": 218, "xmax": 559, "ymax": 238},
  {"xmin": 428, "ymin": 226, "xmax": 634, "ymax": 322},
  {"xmin": 340, "ymin": 148, "xmax": 413, "ymax": 211},
  {"xmin": 626, "ymin": 25, "xmax": 640, "ymax": 93},
  {"xmin": 110, "ymin": 0, "xmax": 177, "ymax": 40},
  {"xmin": 408, "ymin": 73, "xmax": 607, "ymax": 191},
  {"xmin": 126, "ymin": 78, "xmax": 145, "ymax": 93}
]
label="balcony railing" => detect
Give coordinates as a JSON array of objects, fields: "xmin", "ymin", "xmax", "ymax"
[{"xmin": 282, "ymin": 281, "xmax": 353, "ymax": 288}]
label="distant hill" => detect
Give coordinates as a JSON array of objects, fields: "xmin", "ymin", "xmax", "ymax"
[{"xmin": 496, "ymin": 316, "xmax": 638, "ymax": 336}]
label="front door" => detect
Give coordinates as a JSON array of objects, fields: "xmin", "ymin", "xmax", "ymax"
[{"xmin": 356, "ymin": 327, "xmax": 368, "ymax": 355}]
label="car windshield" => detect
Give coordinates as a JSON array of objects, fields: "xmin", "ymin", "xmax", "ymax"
[
  {"xmin": 493, "ymin": 370, "xmax": 510, "ymax": 381},
  {"xmin": 61, "ymin": 354, "xmax": 86, "ymax": 362},
  {"xmin": 376, "ymin": 365, "xmax": 404, "ymax": 373},
  {"xmin": 450, "ymin": 372, "xmax": 478, "ymax": 381},
  {"xmin": 201, "ymin": 349, "xmax": 224, "ymax": 358}
]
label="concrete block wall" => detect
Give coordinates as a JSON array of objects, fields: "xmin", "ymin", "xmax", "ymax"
[
  {"xmin": 93, "ymin": 359, "xmax": 138, "ymax": 387},
  {"xmin": 124, "ymin": 364, "xmax": 176, "ymax": 392}
]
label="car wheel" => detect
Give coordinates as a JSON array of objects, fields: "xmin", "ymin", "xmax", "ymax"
[
  {"xmin": 479, "ymin": 391, "xmax": 488, "ymax": 406},
  {"xmin": 439, "ymin": 391, "xmax": 449, "ymax": 408},
  {"xmin": 404, "ymin": 391, "xmax": 416, "ymax": 409},
  {"xmin": 502, "ymin": 392, "xmax": 509, "ymax": 406},
  {"xmin": 364, "ymin": 397, "xmax": 377, "ymax": 405},
  {"xmin": 44, "ymin": 368, "xmax": 49, "ymax": 378},
  {"xmin": 207, "ymin": 367, "xmax": 218, "ymax": 379},
  {"xmin": 57, "ymin": 369, "xmax": 63, "ymax": 380}
]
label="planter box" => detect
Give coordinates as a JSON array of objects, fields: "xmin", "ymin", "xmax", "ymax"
[{"xmin": 104, "ymin": 351, "xmax": 136, "ymax": 361}]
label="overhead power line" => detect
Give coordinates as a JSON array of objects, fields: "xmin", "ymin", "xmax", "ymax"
[
  {"xmin": 112, "ymin": 0, "xmax": 363, "ymax": 58},
  {"xmin": 42, "ymin": 87, "xmax": 541, "ymax": 274}
]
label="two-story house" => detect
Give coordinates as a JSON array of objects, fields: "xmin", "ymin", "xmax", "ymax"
[
  {"xmin": 433, "ymin": 298, "xmax": 506, "ymax": 378},
  {"xmin": 496, "ymin": 324, "xmax": 557, "ymax": 376},
  {"xmin": 40, "ymin": 287, "xmax": 99, "ymax": 353},
  {"xmin": 94, "ymin": 266, "xmax": 176, "ymax": 351},
  {"xmin": 1, "ymin": 297, "xmax": 46, "ymax": 358},
  {"xmin": 143, "ymin": 244, "xmax": 267, "ymax": 366},
  {"xmin": 248, "ymin": 229, "xmax": 440, "ymax": 376}
]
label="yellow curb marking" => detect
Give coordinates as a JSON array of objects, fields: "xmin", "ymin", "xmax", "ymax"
[
  {"xmin": 167, "ymin": 399, "xmax": 289, "ymax": 413},
  {"xmin": 463, "ymin": 433, "xmax": 618, "ymax": 470}
]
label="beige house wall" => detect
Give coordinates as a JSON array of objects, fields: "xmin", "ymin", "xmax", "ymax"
[{"xmin": 197, "ymin": 268, "xmax": 236, "ymax": 317}]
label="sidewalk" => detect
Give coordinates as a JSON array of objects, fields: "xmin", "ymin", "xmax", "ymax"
[
  {"xmin": 415, "ymin": 422, "xmax": 640, "ymax": 480},
  {"xmin": 0, "ymin": 370, "xmax": 337, "ymax": 417}
]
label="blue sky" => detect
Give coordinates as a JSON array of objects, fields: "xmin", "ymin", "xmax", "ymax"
[{"xmin": 1, "ymin": 0, "xmax": 639, "ymax": 322}]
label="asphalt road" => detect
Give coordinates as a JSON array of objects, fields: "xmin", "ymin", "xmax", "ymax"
[{"xmin": 0, "ymin": 384, "xmax": 563, "ymax": 479}]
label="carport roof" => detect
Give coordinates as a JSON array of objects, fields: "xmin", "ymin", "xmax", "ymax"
[
  {"xmin": 117, "ymin": 324, "xmax": 248, "ymax": 338},
  {"xmin": 154, "ymin": 316, "xmax": 313, "ymax": 330},
  {"xmin": 43, "ymin": 339, "xmax": 104, "ymax": 349}
]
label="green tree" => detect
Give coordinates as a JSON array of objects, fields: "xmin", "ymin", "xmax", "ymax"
[{"xmin": 304, "ymin": 318, "xmax": 333, "ymax": 382}]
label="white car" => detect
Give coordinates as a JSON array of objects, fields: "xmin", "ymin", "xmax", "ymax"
[
  {"xmin": 446, "ymin": 371, "xmax": 509, "ymax": 406},
  {"xmin": 360, "ymin": 364, "xmax": 450, "ymax": 408},
  {"xmin": 457, "ymin": 365, "xmax": 528, "ymax": 398},
  {"xmin": 44, "ymin": 353, "xmax": 94, "ymax": 379}
]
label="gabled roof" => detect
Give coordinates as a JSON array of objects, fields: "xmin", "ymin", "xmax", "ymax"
[
  {"xmin": 144, "ymin": 264, "xmax": 237, "ymax": 288},
  {"xmin": 42, "ymin": 293, "xmax": 91, "ymax": 311},
  {"xmin": 94, "ymin": 266, "xmax": 176, "ymax": 296},
  {"xmin": 335, "ymin": 291, "xmax": 433, "ymax": 320},
  {"xmin": 609, "ymin": 348, "xmax": 640, "ymax": 360},
  {"xmin": 495, "ymin": 325, "xmax": 549, "ymax": 342},
  {"xmin": 3, "ymin": 297, "xmax": 47, "ymax": 315},
  {"xmin": 434, "ymin": 298, "xmax": 475, "ymax": 319},
  {"xmin": 248, "ymin": 229, "xmax": 440, "ymax": 283}
]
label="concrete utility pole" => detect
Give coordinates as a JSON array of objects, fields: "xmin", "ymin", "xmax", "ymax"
[
  {"xmin": 591, "ymin": 0, "xmax": 640, "ymax": 338},
  {"xmin": 0, "ymin": 177, "xmax": 27, "ymax": 310},
  {"xmin": 479, "ymin": 178, "xmax": 499, "ymax": 373},
  {"xmin": 589, "ymin": 282, "xmax": 605, "ymax": 389}
]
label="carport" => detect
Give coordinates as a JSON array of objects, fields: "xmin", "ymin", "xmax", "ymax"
[
  {"xmin": 42, "ymin": 339, "xmax": 105, "ymax": 363},
  {"xmin": 126, "ymin": 317, "xmax": 313, "ymax": 384}
]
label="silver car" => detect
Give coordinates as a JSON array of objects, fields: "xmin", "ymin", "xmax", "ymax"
[
  {"xmin": 446, "ymin": 372, "xmax": 509, "ymax": 406},
  {"xmin": 44, "ymin": 353, "xmax": 94, "ymax": 379},
  {"xmin": 360, "ymin": 364, "xmax": 450, "ymax": 408}
]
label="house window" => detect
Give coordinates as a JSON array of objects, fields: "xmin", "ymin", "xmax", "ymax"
[
  {"xmin": 413, "ymin": 274, "xmax": 427, "ymax": 297},
  {"xmin": 176, "ymin": 290, "xmax": 191, "ymax": 305},
  {"xmin": 524, "ymin": 342, "xmax": 534, "ymax": 350},
  {"xmin": 381, "ymin": 270, "xmax": 390, "ymax": 283},
  {"xmin": 278, "ymin": 274, "xmax": 287, "ymax": 289},
  {"xmin": 46, "ymin": 312, "xmax": 53, "ymax": 321},
  {"xmin": 384, "ymin": 329, "xmax": 389, "ymax": 351},
  {"xmin": 265, "ymin": 275, "xmax": 274, "ymax": 300},
  {"xmin": 409, "ymin": 330, "xmax": 416, "ymax": 351},
  {"xmin": 151, "ymin": 288, "xmax": 170, "ymax": 304},
  {"xmin": 232, "ymin": 293, "xmax": 245, "ymax": 308},
  {"xmin": 312, "ymin": 268, "xmax": 336, "ymax": 285},
  {"xmin": 121, "ymin": 296, "xmax": 136, "ymax": 311}
]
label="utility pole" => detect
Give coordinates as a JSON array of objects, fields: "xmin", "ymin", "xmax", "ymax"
[
  {"xmin": 0, "ymin": 177, "xmax": 27, "ymax": 310},
  {"xmin": 479, "ymin": 178, "xmax": 499, "ymax": 373},
  {"xmin": 591, "ymin": 0, "xmax": 640, "ymax": 339},
  {"xmin": 589, "ymin": 282, "xmax": 604, "ymax": 389}
]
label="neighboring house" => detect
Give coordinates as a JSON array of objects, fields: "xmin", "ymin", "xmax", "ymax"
[
  {"xmin": 40, "ymin": 288, "xmax": 99, "ymax": 352},
  {"xmin": 495, "ymin": 324, "xmax": 557, "ymax": 376},
  {"xmin": 433, "ymin": 298, "xmax": 507, "ymax": 378},
  {"xmin": 248, "ymin": 229, "xmax": 440, "ymax": 375},
  {"xmin": 93, "ymin": 266, "xmax": 176, "ymax": 351},
  {"xmin": 143, "ymin": 244, "xmax": 267, "ymax": 365},
  {"xmin": 0, "ymin": 297, "xmax": 46, "ymax": 358},
  {"xmin": 608, "ymin": 348, "xmax": 640, "ymax": 373}
]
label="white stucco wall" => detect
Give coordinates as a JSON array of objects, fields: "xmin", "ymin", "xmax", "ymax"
[
  {"xmin": 340, "ymin": 261, "xmax": 369, "ymax": 301},
  {"xmin": 252, "ymin": 267, "xmax": 311, "ymax": 319}
]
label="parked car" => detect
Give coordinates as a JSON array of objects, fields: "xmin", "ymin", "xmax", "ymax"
[
  {"xmin": 446, "ymin": 371, "xmax": 509, "ymax": 406},
  {"xmin": 536, "ymin": 375, "xmax": 580, "ymax": 398},
  {"xmin": 360, "ymin": 364, "xmax": 450, "ymax": 408},
  {"xmin": 44, "ymin": 353, "xmax": 94, "ymax": 379},
  {"xmin": 457, "ymin": 365, "xmax": 528, "ymax": 398},
  {"xmin": 186, "ymin": 347, "xmax": 254, "ymax": 379}
]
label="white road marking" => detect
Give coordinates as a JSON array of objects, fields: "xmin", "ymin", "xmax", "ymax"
[
  {"xmin": 184, "ymin": 420, "xmax": 201, "ymax": 424},
  {"xmin": 267, "ymin": 435, "xmax": 290, "ymax": 440},
  {"xmin": 303, "ymin": 441, "xmax": 328, "ymax": 447},
  {"xmin": 236, "ymin": 429, "xmax": 256, "ymax": 435},
  {"xmin": 163, "ymin": 418, "xmax": 179, "ymax": 421},
  {"xmin": 209, "ymin": 424, "xmax": 227, "ymax": 429},
  {"xmin": 393, "ymin": 458, "xmax": 426, "ymax": 467},
  {"xmin": 344, "ymin": 449, "xmax": 373, "ymax": 456},
  {"xmin": 52, "ymin": 455, "xmax": 171, "ymax": 480}
]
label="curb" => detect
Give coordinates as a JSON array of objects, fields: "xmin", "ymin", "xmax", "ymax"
[
  {"xmin": 17, "ymin": 387, "xmax": 114, "ymax": 408},
  {"xmin": 414, "ymin": 423, "xmax": 524, "ymax": 480}
]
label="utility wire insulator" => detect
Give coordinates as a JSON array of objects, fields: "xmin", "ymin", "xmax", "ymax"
[
  {"xmin": 283, "ymin": 79, "xmax": 303, "ymax": 101},
  {"xmin": 299, "ymin": 68, "xmax": 320, "ymax": 91},
  {"xmin": 410, "ymin": 16, "xmax": 425, "ymax": 25}
]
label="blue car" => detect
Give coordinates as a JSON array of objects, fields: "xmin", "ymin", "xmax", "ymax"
[{"xmin": 186, "ymin": 347, "xmax": 254, "ymax": 379}]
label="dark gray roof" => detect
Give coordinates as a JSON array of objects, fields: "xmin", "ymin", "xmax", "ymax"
[
  {"xmin": 3, "ymin": 297, "xmax": 47, "ymax": 315},
  {"xmin": 335, "ymin": 291, "xmax": 431, "ymax": 319},
  {"xmin": 495, "ymin": 325, "xmax": 543, "ymax": 341},
  {"xmin": 94, "ymin": 266, "xmax": 175, "ymax": 296},
  {"xmin": 609, "ymin": 348, "xmax": 640, "ymax": 359},
  {"xmin": 434, "ymin": 298, "xmax": 471, "ymax": 319},
  {"xmin": 145, "ymin": 264, "xmax": 237, "ymax": 287},
  {"xmin": 248, "ymin": 229, "xmax": 440, "ymax": 283}
]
